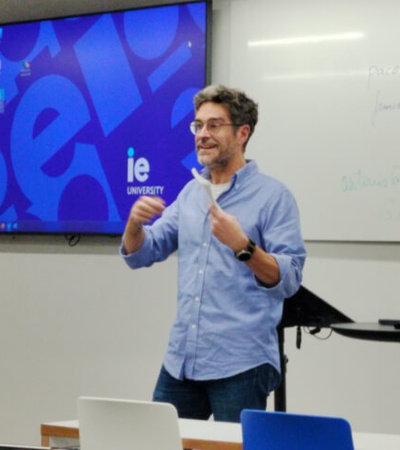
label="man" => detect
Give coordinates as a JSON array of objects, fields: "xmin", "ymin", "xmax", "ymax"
[{"xmin": 120, "ymin": 85, "xmax": 306, "ymax": 422}]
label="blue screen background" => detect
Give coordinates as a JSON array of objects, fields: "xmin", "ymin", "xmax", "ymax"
[{"xmin": 0, "ymin": 2, "xmax": 207, "ymax": 234}]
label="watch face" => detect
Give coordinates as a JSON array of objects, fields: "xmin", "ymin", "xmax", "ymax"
[
  {"xmin": 234, "ymin": 238, "xmax": 256, "ymax": 261},
  {"xmin": 237, "ymin": 251, "xmax": 252, "ymax": 261}
]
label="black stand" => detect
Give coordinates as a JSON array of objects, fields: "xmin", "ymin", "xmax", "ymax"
[
  {"xmin": 332, "ymin": 322, "xmax": 400, "ymax": 342},
  {"xmin": 274, "ymin": 285, "xmax": 353, "ymax": 411}
]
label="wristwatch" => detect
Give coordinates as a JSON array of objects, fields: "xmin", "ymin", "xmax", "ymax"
[{"xmin": 234, "ymin": 238, "xmax": 256, "ymax": 261}]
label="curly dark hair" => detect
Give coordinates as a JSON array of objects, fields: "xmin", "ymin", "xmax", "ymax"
[{"xmin": 193, "ymin": 84, "xmax": 258, "ymax": 148}]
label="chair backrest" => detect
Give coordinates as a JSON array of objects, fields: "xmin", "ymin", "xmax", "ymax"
[
  {"xmin": 241, "ymin": 409, "xmax": 354, "ymax": 450},
  {"xmin": 78, "ymin": 396, "xmax": 182, "ymax": 450}
]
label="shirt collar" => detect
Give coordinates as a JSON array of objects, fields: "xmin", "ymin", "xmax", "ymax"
[{"xmin": 200, "ymin": 159, "xmax": 258, "ymax": 185}]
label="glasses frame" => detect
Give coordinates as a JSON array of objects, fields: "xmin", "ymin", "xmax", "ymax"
[{"xmin": 189, "ymin": 120, "xmax": 243, "ymax": 136}]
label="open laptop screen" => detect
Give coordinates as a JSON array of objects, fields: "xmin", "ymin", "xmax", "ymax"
[{"xmin": 78, "ymin": 396, "xmax": 182, "ymax": 450}]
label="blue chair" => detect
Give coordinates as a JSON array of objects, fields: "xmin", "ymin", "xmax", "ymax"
[{"xmin": 241, "ymin": 409, "xmax": 354, "ymax": 450}]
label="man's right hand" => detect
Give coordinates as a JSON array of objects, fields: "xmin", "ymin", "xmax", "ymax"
[
  {"xmin": 123, "ymin": 196, "xmax": 166, "ymax": 254},
  {"xmin": 128, "ymin": 196, "xmax": 166, "ymax": 226}
]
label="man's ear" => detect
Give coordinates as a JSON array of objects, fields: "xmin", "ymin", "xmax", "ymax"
[{"xmin": 237, "ymin": 124, "xmax": 251, "ymax": 147}]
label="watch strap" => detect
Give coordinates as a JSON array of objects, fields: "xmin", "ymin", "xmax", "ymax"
[{"xmin": 234, "ymin": 238, "xmax": 256, "ymax": 261}]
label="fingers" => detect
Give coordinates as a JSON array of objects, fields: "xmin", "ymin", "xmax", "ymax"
[
  {"xmin": 130, "ymin": 196, "xmax": 166, "ymax": 224},
  {"xmin": 208, "ymin": 206, "xmax": 232, "ymax": 241},
  {"xmin": 209, "ymin": 204, "xmax": 220, "ymax": 216},
  {"xmin": 208, "ymin": 205, "xmax": 248, "ymax": 250}
]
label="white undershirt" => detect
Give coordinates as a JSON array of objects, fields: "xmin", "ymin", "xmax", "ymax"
[{"xmin": 210, "ymin": 182, "xmax": 230, "ymax": 203}]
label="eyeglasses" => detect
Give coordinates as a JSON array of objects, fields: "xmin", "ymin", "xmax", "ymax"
[{"xmin": 189, "ymin": 120, "xmax": 243, "ymax": 136}]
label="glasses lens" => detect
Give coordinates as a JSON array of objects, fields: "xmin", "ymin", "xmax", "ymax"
[{"xmin": 190, "ymin": 121, "xmax": 199, "ymax": 135}]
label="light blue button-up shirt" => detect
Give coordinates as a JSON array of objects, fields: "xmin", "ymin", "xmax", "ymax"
[{"xmin": 121, "ymin": 160, "xmax": 306, "ymax": 381}]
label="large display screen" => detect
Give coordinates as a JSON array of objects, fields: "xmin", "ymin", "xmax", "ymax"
[{"xmin": 0, "ymin": 1, "xmax": 210, "ymax": 235}]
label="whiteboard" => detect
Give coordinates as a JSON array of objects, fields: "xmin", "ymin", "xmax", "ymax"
[{"xmin": 227, "ymin": 0, "xmax": 400, "ymax": 241}]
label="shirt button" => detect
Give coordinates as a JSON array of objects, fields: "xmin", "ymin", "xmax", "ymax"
[
  {"xmin": 195, "ymin": 297, "xmax": 200, "ymax": 302},
  {"xmin": 203, "ymin": 242, "xmax": 207, "ymax": 247},
  {"xmin": 199, "ymin": 269, "xmax": 203, "ymax": 275},
  {"xmin": 192, "ymin": 324, "xmax": 197, "ymax": 329}
]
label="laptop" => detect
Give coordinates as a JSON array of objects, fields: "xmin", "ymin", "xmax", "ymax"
[{"xmin": 78, "ymin": 396, "xmax": 182, "ymax": 450}]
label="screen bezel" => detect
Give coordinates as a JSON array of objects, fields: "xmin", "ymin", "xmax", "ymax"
[{"xmin": 0, "ymin": 0, "xmax": 213, "ymax": 237}]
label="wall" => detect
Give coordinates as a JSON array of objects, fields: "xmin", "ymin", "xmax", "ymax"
[
  {"xmin": 227, "ymin": 0, "xmax": 400, "ymax": 242},
  {"xmin": 0, "ymin": 235, "xmax": 179, "ymax": 444},
  {"xmin": 0, "ymin": 0, "xmax": 399, "ymax": 445}
]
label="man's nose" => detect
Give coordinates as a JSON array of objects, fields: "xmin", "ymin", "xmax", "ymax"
[{"xmin": 196, "ymin": 123, "xmax": 211, "ymax": 138}]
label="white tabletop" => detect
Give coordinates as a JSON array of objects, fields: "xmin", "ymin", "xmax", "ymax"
[
  {"xmin": 179, "ymin": 418, "xmax": 241, "ymax": 443},
  {"xmin": 180, "ymin": 419, "xmax": 400, "ymax": 450},
  {"xmin": 352, "ymin": 431, "xmax": 400, "ymax": 450},
  {"xmin": 42, "ymin": 418, "xmax": 400, "ymax": 450}
]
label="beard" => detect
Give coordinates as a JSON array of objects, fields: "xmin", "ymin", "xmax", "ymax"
[{"xmin": 196, "ymin": 139, "xmax": 236, "ymax": 169}]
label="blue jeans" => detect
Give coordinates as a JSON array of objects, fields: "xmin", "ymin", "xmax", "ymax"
[{"xmin": 152, "ymin": 363, "xmax": 280, "ymax": 423}]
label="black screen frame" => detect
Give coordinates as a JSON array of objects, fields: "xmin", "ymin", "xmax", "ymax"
[{"xmin": 0, "ymin": 0, "xmax": 213, "ymax": 237}]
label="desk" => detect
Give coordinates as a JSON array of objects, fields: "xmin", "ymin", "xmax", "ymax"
[
  {"xmin": 41, "ymin": 419, "xmax": 242, "ymax": 450},
  {"xmin": 332, "ymin": 322, "xmax": 400, "ymax": 342},
  {"xmin": 41, "ymin": 418, "xmax": 400, "ymax": 450}
]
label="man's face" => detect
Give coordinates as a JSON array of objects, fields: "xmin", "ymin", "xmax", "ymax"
[{"xmin": 194, "ymin": 102, "xmax": 242, "ymax": 169}]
